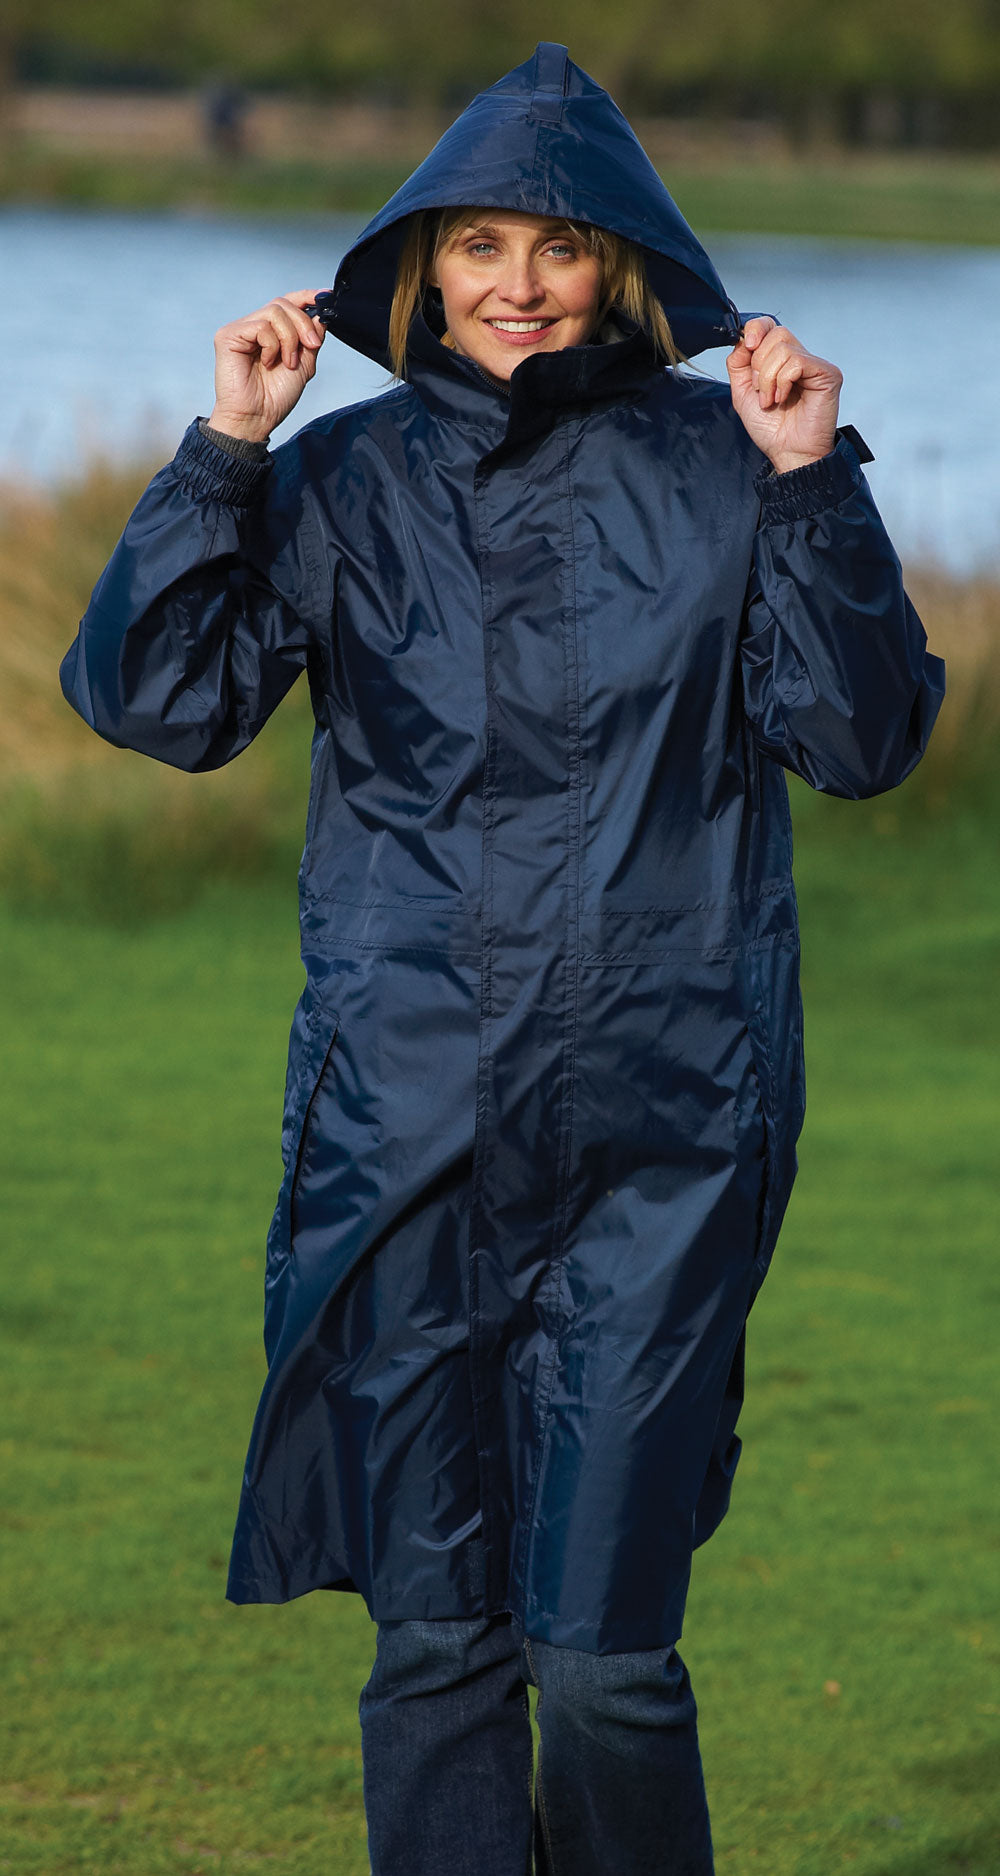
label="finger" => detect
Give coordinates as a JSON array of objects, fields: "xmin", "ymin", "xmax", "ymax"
[
  {"xmin": 247, "ymin": 318, "xmax": 282, "ymax": 369},
  {"xmin": 725, "ymin": 335, "xmax": 755, "ymax": 383},
  {"xmin": 282, "ymin": 287, "xmax": 329, "ymax": 310},
  {"xmin": 772, "ymin": 356, "xmax": 806, "ymax": 407},
  {"xmin": 747, "ymin": 325, "xmax": 802, "ymax": 381},
  {"xmin": 740, "ymin": 316, "xmax": 778, "ymax": 354},
  {"xmin": 764, "ymin": 342, "xmax": 841, "ymax": 408},
  {"xmin": 261, "ymin": 304, "xmax": 309, "ymax": 370},
  {"xmin": 273, "ymin": 294, "xmax": 326, "ymax": 351},
  {"xmin": 279, "ymin": 288, "xmax": 329, "ymax": 350},
  {"xmin": 752, "ymin": 335, "xmax": 805, "ymax": 406},
  {"xmin": 217, "ymin": 312, "xmax": 283, "ymax": 364},
  {"xmin": 728, "ymin": 318, "xmax": 781, "ymax": 391},
  {"xmin": 228, "ymin": 302, "xmax": 310, "ymax": 371}
]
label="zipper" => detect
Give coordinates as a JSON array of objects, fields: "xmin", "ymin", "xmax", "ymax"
[{"xmin": 470, "ymin": 361, "xmax": 511, "ymax": 399}]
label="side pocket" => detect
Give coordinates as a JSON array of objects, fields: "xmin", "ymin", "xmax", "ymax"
[
  {"xmin": 288, "ymin": 1009, "xmax": 341, "ymax": 1245},
  {"xmin": 742, "ymin": 935, "xmax": 804, "ymax": 1288},
  {"xmin": 742, "ymin": 997, "xmax": 778, "ymax": 1278},
  {"xmin": 268, "ymin": 996, "xmax": 341, "ymax": 1266},
  {"xmin": 741, "ymin": 701, "xmax": 762, "ymax": 819}
]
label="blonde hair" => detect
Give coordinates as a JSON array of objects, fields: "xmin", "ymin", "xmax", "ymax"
[{"xmin": 388, "ymin": 206, "xmax": 682, "ymax": 381}]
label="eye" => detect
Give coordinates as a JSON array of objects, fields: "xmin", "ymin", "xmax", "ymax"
[{"xmin": 466, "ymin": 239, "xmax": 497, "ymax": 257}]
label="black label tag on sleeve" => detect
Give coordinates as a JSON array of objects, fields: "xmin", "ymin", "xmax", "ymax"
[{"xmin": 836, "ymin": 422, "xmax": 875, "ymax": 464}]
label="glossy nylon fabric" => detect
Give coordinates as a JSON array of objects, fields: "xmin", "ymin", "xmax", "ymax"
[{"xmin": 60, "ymin": 44, "xmax": 945, "ymax": 1653}]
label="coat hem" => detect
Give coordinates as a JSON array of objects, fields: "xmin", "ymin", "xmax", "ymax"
[{"xmin": 226, "ymin": 1570, "xmax": 361, "ymax": 1607}]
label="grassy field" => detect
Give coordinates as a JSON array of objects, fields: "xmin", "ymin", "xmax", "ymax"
[
  {"xmin": 693, "ymin": 793, "xmax": 1000, "ymax": 1874},
  {"xmin": 1, "ymin": 791, "xmax": 997, "ymax": 1874},
  {"xmin": 1, "ymin": 459, "xmax": 998, "ymax": 1871}
]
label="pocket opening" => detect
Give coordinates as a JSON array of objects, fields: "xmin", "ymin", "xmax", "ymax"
[
  {"xmin": 741, "ymin": 1006, "xmax": 777, "ymax": 1277},
  {"xmin": 288, "ymin": 1011, "xmax": 341, "ymax": 1245}
]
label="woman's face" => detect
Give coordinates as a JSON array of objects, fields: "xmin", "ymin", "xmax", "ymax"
[{"xmin": 429, "ymin": 210, "xmax": 604, "ymax": 382}]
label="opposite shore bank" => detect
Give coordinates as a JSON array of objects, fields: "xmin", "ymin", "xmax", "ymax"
[{"xmin": 3, "ymin": 88, "xmax": 999, "ymax": 243}]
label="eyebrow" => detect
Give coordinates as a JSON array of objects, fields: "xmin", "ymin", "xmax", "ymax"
[{"xmin": 458, "ymin": 219, "xmax": 573, "ymax": 240}]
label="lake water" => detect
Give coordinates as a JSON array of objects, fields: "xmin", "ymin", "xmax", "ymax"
[{"xmin": 3, "ymin": 206, "xmax": 997, "ymax": 575}]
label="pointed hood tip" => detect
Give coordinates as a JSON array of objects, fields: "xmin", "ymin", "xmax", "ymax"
[{"xmin": 327, "ymin": 44, "xmax": 741, "ymax": 369}]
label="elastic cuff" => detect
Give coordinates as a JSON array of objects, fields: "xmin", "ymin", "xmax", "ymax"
[
  {"xmin": 197, "ymin": 418, "xmax": 271, "ymax": 462},
  {"xmin": 172, "ymin": 418, "xmax": 273, "ymax": 506},
  {"xmin": 754, "ymin": 429, "xmax": 868, "ymax": 523}
]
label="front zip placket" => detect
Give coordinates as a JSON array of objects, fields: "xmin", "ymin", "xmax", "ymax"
[{"xmin": 466, "ymin": 412, "xmax": 586, "ymax": 1622}]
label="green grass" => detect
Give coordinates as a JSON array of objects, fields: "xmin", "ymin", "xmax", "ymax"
[
  {"xmin": 0, "ymin": 148, "xmax": 413, "ymax": 219},
  {"xmin": 667, "ymin": 152, "xmax": 1000, "ymax": 247},
  {"xmin": 690, "ymin": 791, "xmax": 1000, "ymax": 1872},
  {"xmin": 1, "ymin": 791, "xmax": 998, "ymax": 1873},
  {"xmin": 3, "ymin": 145, "xmax": 1000, "ymax": 243}
]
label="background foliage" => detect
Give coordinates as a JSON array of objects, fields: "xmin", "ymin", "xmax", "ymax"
[{"xmin": 5, "ymin": 0, "xmax": 1000, "ymax": 146}]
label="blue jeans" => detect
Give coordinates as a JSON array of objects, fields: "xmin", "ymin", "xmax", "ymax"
[{"xmin": 358, "ymin": 1611, "xmax": 714, "ymax": 1875}]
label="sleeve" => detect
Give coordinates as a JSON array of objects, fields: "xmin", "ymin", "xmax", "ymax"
[
  {"xmin": 59, "ymin": 418, "xmax": 326, "ymax": 773},
  {"xmin": 739, "ymin": 427, "xmax": 946, "ymax": 800}
]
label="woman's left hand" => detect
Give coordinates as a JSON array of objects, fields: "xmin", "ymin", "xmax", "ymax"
[{"xmin": 726, "ymin": 317, "xmax": 843, "ymax": 474}]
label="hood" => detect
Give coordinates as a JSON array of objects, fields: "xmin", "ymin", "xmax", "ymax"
[{"xmin": 322, "ymin": 42, "xmax": 744, "ymax": 368}]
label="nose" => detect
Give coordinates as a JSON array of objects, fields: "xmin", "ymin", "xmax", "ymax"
[{"xmin": 496, "ymin": 251, "xmax": 545, "ymax": 307}]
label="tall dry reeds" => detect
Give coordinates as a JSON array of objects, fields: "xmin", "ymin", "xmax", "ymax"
[
  {"xmin": 900, "ymin": 567, "xmax": 1000, "ymax": 808},
  {"xmin": 0, "ymin": 456, "xmax": 312, "ymax": 918},
  {"xmin": 0, "ymin": 456, "xmax": 995, "ymax": 919}
]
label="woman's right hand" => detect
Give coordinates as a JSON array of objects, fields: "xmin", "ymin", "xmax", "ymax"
[{"xmin": 207, "ymin": 289, "xmax": 327, "ymax": 444}]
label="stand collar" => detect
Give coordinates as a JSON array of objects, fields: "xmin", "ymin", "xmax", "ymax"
[{"xmin": 403, "ymin": 312, "xmax": 665, "ymax": 446}]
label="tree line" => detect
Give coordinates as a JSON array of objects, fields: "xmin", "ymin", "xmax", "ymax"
[{"xmin": 6, "ymin": 0, "xmax": 1000, "ymax": 148}]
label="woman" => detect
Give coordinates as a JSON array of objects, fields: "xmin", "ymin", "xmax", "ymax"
[{"xmin": 61, "ymin": 42, "xmax": 944, "ymax": 1876}]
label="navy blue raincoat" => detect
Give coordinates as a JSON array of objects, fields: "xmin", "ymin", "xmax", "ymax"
[{"xmin": 62, "ymin": 45, "xmax": 945, "ymax": 1653}]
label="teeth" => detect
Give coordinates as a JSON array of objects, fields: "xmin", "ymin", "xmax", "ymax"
[{"xmin": 489, "ymin": 320, "xmax": 552, "ymax": 332}]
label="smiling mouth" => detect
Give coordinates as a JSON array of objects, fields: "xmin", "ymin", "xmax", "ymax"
[{"xmin": 486, "ymin": 318, "xmax": 557, "ymax": 334}]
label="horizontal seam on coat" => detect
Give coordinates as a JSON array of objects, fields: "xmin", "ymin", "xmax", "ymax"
[
  {"xmin": 296, "ymin": 937, "xmax": 482, "ymax": 961},
  {"xmin": 299, "ymin": 888, "xmax": 791, "ymax": 917},
  {"xmin": 301, "ymin": 891, "xmax": 482, "ymax": 913},
  {"xmin": 579, "ymin": 931, "xmax": 798, "ymax": 964},
  {"xmin": 594, "ymin": 886, "xmax": 790, "ymax": 915}
]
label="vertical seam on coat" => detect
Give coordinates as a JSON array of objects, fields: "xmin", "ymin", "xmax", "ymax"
[
  {"xmin": 525, "ymin": 123, "xmax": 542, "ymax": 202},
  {"xmin": 747, "ymin": 956, "xmax": 779, "ymax": 1275},
  {"xmin": 467, "ymin": 466, "xmax": 501, "ymax": 1599},
  {"xmin": 516, "ymin": 421, "xmax": 585, "ymax": 1618}
]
